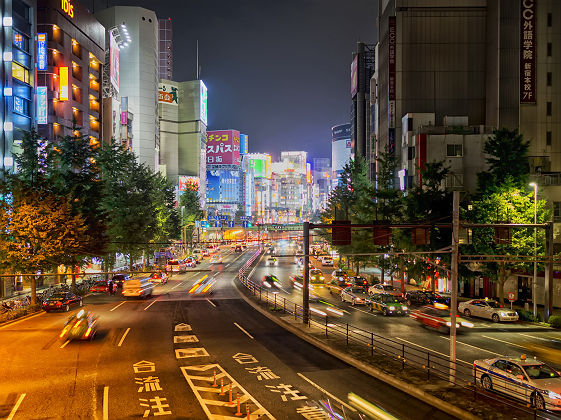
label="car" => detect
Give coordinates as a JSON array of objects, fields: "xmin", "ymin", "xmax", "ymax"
[
  {"xmin": 185, "ymin": 257, "xmax": 197, "ymax": 267},
  {"xmin": 234, "ymin": 245, "xmax": 243, "ymax": 252},
  {"xmin": 166, "ymin": 259, "xmax": 187, "ymax": 272},
  {"xmin": 309, "ymin": 269, "xmax": 325, "ymax": 285},
  {"xmin": 459, "ymin": 298, "xmax": 519, "ymax": 322},
  {"xmin": 150, "ymin": 271, "xmax": 168, "ymax": 284},
  {"xmin": 266, "ymin": 256, "xmax": 278, "ymax": 266},
  {"xmin": 210, "ymin": 255, "xmax": 223, "ymax": 264},
  {"xmin": 405, "ymin": 290, "xmax": 450, "ymax": 306},
  {"xmin": 352, "ymin": 276, "xmax": 370, "ymax": 289},
  {"xmin": 368, "ymin": 293, "xmax": 409, "ymax": 316},
  {"xmin": 111, "ymin": 274, "xmax": 130, "ymax": 288},
  {"xmin": 368, "ymin": 283, "xmax": 399, "ymax": 296},
  {"xmin": 340, "ymin": 286, "xmax": 370, "ymax": 306},
  {"xmin": 192, "ymin": 249, "xmax": 204, "ymax": 260},
  {"xmin": 289, "ymin": 276, "xmax": 320, "ymax": 301},
  {"xmin": 321, "ymin": 257, "xmax": 334, "ymax": 266},
  {"xmin": 294, "ymin": 256, "xmax": 304, "ymax": 267},
  {"xmin": 43, "ymin": 292, "xmax": 83, "ymax": 312},
  {"xmin": 474, "ymin": 355, "xmax": 561, "ymax": 411},
  {"xmin": 90, "ymin": 280, "xmax": 117, "ymax": 294},
  {"xmin": 332, "ymin": 270, "xmax": 349, "ymax": 282},
  {"xmin": 261, "ymin": 274, "xmax": 281, "ymax": 289},
  {"xmin": 59, "ymin": 310, "xmax": 98, "ymax": 341},
  {"xmin": 188, "ymin": 275, "xmax": 216, "ymax": 295},
  {"xmin": 122, "ymin": 277, "xmax": 154, "ymax": 298},
  {"xmin": 327, "ymin": 278, "xmax": 352, "ymax": 295},
  {"xmin": 202, "ymin": 248, "xmax": 210, "ymax": 256},
  {"xmin": 410, "ymin": 304, "xmax": 474, "ymax": 332}
]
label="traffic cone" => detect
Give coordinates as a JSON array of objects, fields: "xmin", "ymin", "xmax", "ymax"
[
  {"xmin": 246, "ymin": 402, "xmax": 250, "ymax": 419},
  {"xmin": 235, "ymin": 392, "xmax": 242, "ymax": 416},
  {"xmin": 212, "ymin": 370, "xmax": 217, "ymax": 387},
  {"xmin": 228, "ymin": 383, "xmax": 233, "ymax": 405},
  {"xmin": 219, "ymin": 378, "xmax": 225, "ymax": 396}
]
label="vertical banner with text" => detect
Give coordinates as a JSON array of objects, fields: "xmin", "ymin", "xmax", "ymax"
[
  {"xmin": 388, "ymin": 16, "xmax": 397, "ymax": 154},
  {"xmin": 520, "ymin": 0, "xmax": 536, "ymax": 103}
]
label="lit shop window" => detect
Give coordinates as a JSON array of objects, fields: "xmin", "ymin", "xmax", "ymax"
[{"xmin": 12, "ymin": 61, "xmax": 30, "ymax": 84}]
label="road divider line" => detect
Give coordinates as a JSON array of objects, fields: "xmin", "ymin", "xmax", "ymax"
[
  {"xmin": 7, "ymin": 393, "xmax": 25, "ymax": 420},
  {"xmin": 439, "ymin": 336, "xmax": 501, "ymax": 356},
  {"xmin": 117, "ymin": 328, "xmax": 131, "ymax": 347},
  {"xmin": 481, "ymin": 334, "xmax": 527, "ymax": 349},
  {"xmin": 234, "ymin": 322, "xmax": 254, "ymax": 339},
  {"xmin": 170, "ymin": 281, "xmax": 184, "ymax": 290},
  {"xmin": 109, "ymin": 301, "xmax": 126, "ymax": 312},
  {"xmin": 144, "ymin": 300, "xmax": 157, "ymax": 311},
  {"xmin": 297, "ymin": 373, "xmax": 356, "ymax": 412},
  {"xmin": 206, "ymin": 298, "xmax": 216, "ymax": 308},
  {"xmin": 519, "ymin": 332, "xmax": 561, "ymax": 343},
  {"xmin": 103, "ymin": 386, "xmax": 109, "ymax": 420},
  {"xmin": 60, "ymin": 339, "xmax": 70, "ymax": 349}
]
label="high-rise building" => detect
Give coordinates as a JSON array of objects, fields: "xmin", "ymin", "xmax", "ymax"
[
  {"xmin": 312, "ymin": 157, "xmax": 331, "ymax": 211},
  {"xmin": 36, "ymin": 0, "xmax": 105, "ymax": 146},
  {"xmin": 1, "ymin": 0, "xmax": 37, "ymax": 173},
  {"xmin": 331, "ymin": 123, "xmax": 352, "ymax": 183},
  {"xmin": 96, "ymin": 6, "xmax": 159, "ymax": 171},
  {"xmin": 158, "ymin": 18, "xmax": 172, "ymax": 80}
]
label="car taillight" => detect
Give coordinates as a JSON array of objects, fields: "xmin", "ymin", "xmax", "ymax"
[
  {"xmin": 43, "ymin": 302, "xmax": 47, "ymax": 306},
  {"xmin": 56, "ymin": 301, "xmax": 62, "ymax": 306},
  {"xmin": 84, "ymin": 327, "xmax": 92, "ymax": 338}
]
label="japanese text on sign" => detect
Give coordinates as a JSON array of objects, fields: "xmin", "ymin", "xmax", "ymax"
[
  {"xmin": 520, "ymin": 0, "xmax": 536, "ymax": 103},
  {"xmin": 206, "ymin": 130, "xmax": 241, "ymax": 165}
]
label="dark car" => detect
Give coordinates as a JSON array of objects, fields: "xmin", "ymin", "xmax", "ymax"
[
  {"xmin": 405, "ymin": 290, "xmax": 451, "ymax": 307},
  {"xmin": 235, "ymin": 245, "xmax": 243, "ymax": 252},
  {"xmin": 261, "ymin": 275, "xmax": 280, "ymax": 288},
  {"xmin": 352, "ymin": 276, "xmax": 370, "ymax": 290},
  {"xmin": 111, "ymin": 274, "xmax": 130, "ymax": 288},
  {"xmin": 43, "ymin": 292, "xmax": 83, "ymax": 312},
  {"xmin": 90, "ymin": 280, "xmax": 117, "ymax": 294}
]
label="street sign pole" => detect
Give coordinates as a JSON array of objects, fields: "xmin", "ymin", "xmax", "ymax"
[
  {"xmin": 303, "ymin": 221, "xmax": 310, "ymax": 324},
  {"xmin": 449, "ymin": 191, "xmax": 459, "ymax": 383}
]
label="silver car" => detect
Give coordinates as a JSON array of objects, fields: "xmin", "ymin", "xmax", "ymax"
[
  {"xmin": 459, "ymin": 298, "xmax": 518, "ymax": 322},
  {"xmin": 341, "ymin": 286, "xmax": 370, "ymax": 306}
]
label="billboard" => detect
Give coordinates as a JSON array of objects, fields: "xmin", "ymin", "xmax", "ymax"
[
  {"xmin": 200, "ymin": 80, "xmax": 208, "ymax": 125},
  {"xmin": 206, "ymin": 130, "xmax": 240, "ymax": 165},
  {"xmin": 332, "ymin": 139, "xmax": 352, "ymax": 173},
  {"xmin": 179, "ymin": 176, "xmax": 199, "ymax": 192},
  {"xmin": 59, "ymin": 66, "xmax": 69, "ymax": 101},
  {"xmin": 158, "ymin": 82, "xmax": 178, "ymax": 105},
  {"xmin": 520, "ymin": 0, "xmax": 536, "ymax": 103},
  {"xmin": 249, "ymin": 157, "xmax": 267, "ymax": 178},
  {"xmin": 240, "ymin": 134, "xmax": 249, "ymax": 154},
  {"xmin": 206, "ymin": 170, "xmax": 240, "ymax": 202},
  {"xmin": 306, "ymin": 163, "xmax": 312, "ymax": 184},
  {"xmin": 37, "ymin": 33, "xmax": 47, "ymax": 71},
  {"xmin": 332, "ymin": 123, "xmax": 351, "ymax": 141},
  {"xmin": 109, "ymin": 32, "xmax": 119, "ymax": 92},
  {"xmin": 351, "ymin": 55, "xmax": 358, "ymax": 98},
  {"xmin": 37, "ymin": 86, "xmax": 47, "ymax": 124}
]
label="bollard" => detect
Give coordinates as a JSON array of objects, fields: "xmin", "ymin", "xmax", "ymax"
[
  {"xmin": 235, "ymin": 392, "xmax": 242, "ymax": 416},
  {"xmin": 228, "ymin": 382, "xmax": 233, "ymax": 405},
  {"xmin": 220, "ymin": 377, "xmax": 225, "ymax": 395},
  {"xmin": 246, "ymin": 402, "xmax": 250, "ymax": 419},
  {"xmin": 212, "ymin": 370, "xmax": 218, "ymax": 387}
]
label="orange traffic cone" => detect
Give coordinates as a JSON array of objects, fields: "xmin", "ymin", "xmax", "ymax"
[
  {"xmin": 212, "ymin": 370, "xmax": 217, "ymax": 387},
  {"xmin": 228, "ymin": 383, "xmax": 233, "ymax": 405},
  {"xmin": 219, "ymin": 378, "xmax": 225, "ymax": 396},
  {"xmin": 235, "ymin": 392, "xmax": 242, "ymax": 416}
]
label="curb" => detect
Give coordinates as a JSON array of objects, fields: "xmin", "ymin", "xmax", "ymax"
[
  {"xmin": 0, "ymin": 309, "xmax": 45, "ymax": 329},
  {"xmin": 232, "ymin": 277, "xmax": 479, "ymax": 420}
]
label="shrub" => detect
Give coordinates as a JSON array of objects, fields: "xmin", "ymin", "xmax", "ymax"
[
  {"xmin": 517, "ymin": 309, "xmax": 542, "ymax": 322},
  {"xmin": 548, "ymin": 315, "xmax": 561, "ymax": 329},
  {"xmin": 0, "ymin": 304, "xmax": 42, "ymax": 324}
]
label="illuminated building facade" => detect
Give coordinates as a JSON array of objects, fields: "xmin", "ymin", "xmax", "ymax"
[
  {"xmin": 36, "ymin": 0, "xmax": 105, "ymax": 145},
  {"xmin": 158, "ymin": 18, "xmax": 172, "ymax": 80}
]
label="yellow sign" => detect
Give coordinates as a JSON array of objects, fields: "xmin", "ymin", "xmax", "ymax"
[
  {"xmin": 59, "ymin": 66, "xmax": 69, "ymax": 101},
  {"xmin": 61, "ymin": 0, "xmax": 74, "ymax": 18}
]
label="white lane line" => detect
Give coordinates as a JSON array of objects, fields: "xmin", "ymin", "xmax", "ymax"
[
  {"xmin": 0, "ymin": 311, "xmax": 45, "ymax": 330},
  {"xmin": 481, "ymin": 334, "xmax": 527, "ymax": 349},
  {"xmin": 169, "ymin": 281, "xmax": 184, "ymax": 291},
  {"xmin": 234, "ymin": 322, "xmax": 254, "ymax": 339},
  {"xmin": 109, "ymin": 301, "xmax": 126, "ymax": 312},
  {"xmin": 396, "ymin": 338, "xmax": 470, "ymax": 364},
  {"xmin": 206, "ymin": 298, "xmax": 216, "ymax": 308},
  {"xmin": 7, "ymin": 393, "xmax": 26, "ymax": 420},
  {"xmin": 519, "ymin": 332, "xmax": 561, "ymax": 343},
  {"xmin": 103, "ymin": 386, "xmax": 109, "ymax": 420},
  {"xmin": 60, "ymin": 339, "xmax": 70, "ymax": 349},
  {"xmin": 117, "ymin": 328, "xmax": 131, "ymax": 347},
  {"xmin": 439, "ymin": 336, "xmax": 502, "ymax": 356},
  {"xmin": 143, "ymin": 300, "xmax": 157, "ymax": 311},
  {"xmin": 297, "ymin": 373, "xmax": 356, "ymax": 412},
  {"xmin": 225, "ymin": 263, "xmax": 231, "ymax": 268}
]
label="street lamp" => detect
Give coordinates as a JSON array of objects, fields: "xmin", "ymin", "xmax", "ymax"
[{"xmin": 529, "ymin": 182, "xmax": 538, "ymax": 317}]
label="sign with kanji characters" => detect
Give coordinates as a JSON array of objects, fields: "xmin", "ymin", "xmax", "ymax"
[
  {"xmin": 206, "ymin": 130, "xmax": 241, "ymax": 165},
  {"xmin": 159, "ymin": 82, "xmax": 179, "ymax": 105},
  {"xmin": 520, "ymin": 0, "xmax": 536, "ymax": 103},
  {"xmin": 133, "ymin": 361, "xmax": 156, "ymax": 374}
]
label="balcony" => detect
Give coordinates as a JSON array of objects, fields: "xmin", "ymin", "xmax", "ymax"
[{"xmin": 529, "ymin": 173, "xmax": 561, "ymax": 187}]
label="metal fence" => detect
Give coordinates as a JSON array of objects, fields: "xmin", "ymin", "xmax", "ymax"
[{"xmin": 238, "ymin": 249, "xmax": 551, "ymax": 419}]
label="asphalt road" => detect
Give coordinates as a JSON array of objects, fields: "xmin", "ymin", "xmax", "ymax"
[{"xmin": 0, "ymin": 246, "xmax": 454, "ymax": 420}]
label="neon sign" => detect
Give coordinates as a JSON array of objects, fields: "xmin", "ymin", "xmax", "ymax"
[{"xmin": 61, "ymin": 0, "xmax": 74, "ymax": 18}]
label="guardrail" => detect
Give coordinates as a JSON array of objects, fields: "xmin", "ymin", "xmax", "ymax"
[{"xmin": 238, "ymin": 258, "xmax": 550, "ymax": 419}]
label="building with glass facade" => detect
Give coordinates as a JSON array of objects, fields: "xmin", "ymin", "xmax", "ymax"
[{"xmin": 158, "ymin": 18, "xmax": 172, "ymax": 80}]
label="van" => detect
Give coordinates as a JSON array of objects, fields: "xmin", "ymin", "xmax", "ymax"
[{"xmin": 122, "ymin": 277, "xmax": 154, "ymax": 299}]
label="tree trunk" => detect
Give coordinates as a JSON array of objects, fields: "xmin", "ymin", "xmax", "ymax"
[
  {"xmin": 400, "ymin": 262, "xmax": 406, "ymax": 296},
  {"xmin": 356, "ymin": 262, "xmax": 360, "ymax": 275},
  {"xmin": 381, "ymin": 266, "xmax": 385, "ymax": 284},
  {"xmin": 129, "ymin": 252, "xmax": 134, "ymax": 272},
  {"xmin": 71, "ymin": 258, "xmax": 77, "ymax": 288},
  {"xmin": 31, "ymin": 275, "xmax": 36, "ymax": 305},
  {"xmin": 498, "ymin": 262, "xmax": 506, "ymax": 304}
]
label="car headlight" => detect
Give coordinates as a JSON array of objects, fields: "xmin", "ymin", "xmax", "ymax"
[
  {"xmin": 461, "ymin": 321, "xmax": 474, "ymax": 328},
  {"xmin": 263, "ymin": 281, "xmax": 271, "ymax": 288},
  {"xmin": 402, "ymin": 306, "xmax": 408, "ymax": 311},
  {"xmin": 320, "ymin": 276, "xmax": 324, "ymax": 280},
  {"xmin": 389, "ymin": 306, "xmax": 396, "ymax": 311},
  {"xmin": 500, "ymin": 311, "xmax": 509, "ymax": 317},
  {"xmin": 548, "ymin": 391, "xmax": 561, "ymax": 400}
]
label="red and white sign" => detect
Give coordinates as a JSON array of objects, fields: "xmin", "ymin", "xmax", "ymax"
[
  {"xmin": 206, "ymin": 130, "xmax": 241, "ymax": 165},
  {"xmin": 508, "ymin": 292, "xmax": 515, "ymax": 303}
]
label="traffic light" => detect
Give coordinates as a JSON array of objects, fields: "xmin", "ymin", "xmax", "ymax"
[{"xmin": 332, "ymin": 220, "xmax": 351, "ymax": 246}]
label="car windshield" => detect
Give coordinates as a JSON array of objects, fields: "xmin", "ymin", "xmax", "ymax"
[
  {"xmin": 94, "ymin": 281, "xmax": 106, "ymax": 286},
  {"xmin": 50, "ymin": 294, "xmax": 67, "ymax": 300},
  {"xmin": 383, "ymin": 285, "xmax": 395, "ymax": 291},
  {"xmin": 486, "ymin": 301, "xmax": 501, "ymax": 308},
  {"xmin": 168, "ymin": 261, "xmax": 178, "ymax": 265},
  {"xmin": 311, "ymin": 270, "xmax": 321, "ymax": 275},
  {"xmin": 523, "ymin": 363, "xmax": 560, "ymax": 379},
  {"xmin": 350, "ymin": 287, "xmax": 365, "ymax": 294},
  {"xmin": 382, "ymin": 295, "xmax": 403, "ymax": 304}
]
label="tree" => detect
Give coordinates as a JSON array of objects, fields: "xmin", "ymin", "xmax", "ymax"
[{"xmin": 179, "ymin": 188, "xmax": 204, "ymax": 243}]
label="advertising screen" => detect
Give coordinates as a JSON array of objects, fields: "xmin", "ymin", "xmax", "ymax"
[
  {"xmin": 59, "ymin": 66, "xmax": 69, "ymax": 101},
  {"xmin": 306, "ymin": 163, "xmax": 312, "ymax": 184},
  {"xmin": 200, "ymin": 81, "xmax": 208, "ymax": 125},
  {"xmin": 206, "ymin": 130, "xmax": 241, "ymax": 165},
  {"xmin": 206, "ymin": 170, "xmax": 240, "ymax": 203},
  {"xmin": 240, "ymin": 134, "xmax": 249, "ymax": 155},
  {"xmin": 207, "ymin": 171, "xmax": 220, "ymax": 202},
  {"xmin": 332, "ymin": 139, "xmax": 352, "ymax": 173},
  {"xmin": 351, "ymin": 55, "xmax": 358, "ymax": 98},
  {"xmin": 158, "ymin": 82, "xmax": 178, "ymax": 105},
  {"xmin": 179, "ymin": 176, "xmax": 199, "ymax": 192},
  {"xmin": 37, "ymin": 33, "xmax": 47, "ymax": 71},
  {"xmin": 109, "ymin": 32, "xmax": 119, "ymax": 92},
  {"xmin": 250, "ymin": 157, "xmax": 266, "ymax": 178},
  {"xmin": 37, "ymin": 86, "xmax": 47, "ymax": 124}
]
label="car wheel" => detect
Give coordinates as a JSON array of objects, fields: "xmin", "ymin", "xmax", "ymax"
[
  {"xmin": 492, "ymin": 313, "xmax": 500, "ymax": 323},
  {"xmin": 351, "ymin": 300, "xmax": 356, "ymax": 307},
  {"xmin": 65, "ymin": 304, "xmax": 70, "ymax": 312},
  {"xmin": 382, "ymin": 308, "xmax": 388, "ymax": 316},
  {"xmin": 481, "ymin": 375, "xmax": 492, "ymax": 390},
  {"xmin": 329, "ymin": 289, "xmax": 333, "ymax": 295},
  {"xmin": 532, "ymin": 392, "xmax": 545, "ymax": 410},
  {"xmin": 341, "ymin": 295, "xmax": 345, "ymax": 302},
  {"xmin": 463, "ymin": 309, "xmax": 471, "ymax": 317}
]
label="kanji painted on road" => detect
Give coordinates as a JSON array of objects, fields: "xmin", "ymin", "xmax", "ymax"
[
  {"xmin": 136, "ymin": 376, "xmax": 163, "ymax": 393},
  {"xmin": 133, "ymin": 361, "xmax": 156, "ymax": 374},
  {"xmin": 139, "ymin": 396, "xmax": 172, "ymax": 417},
  {"xmin": 265, "ymin": 384, "xmax": 308, "ymax": 402},
  {"xmin": 245, "ymin": 366, "xmax": 280, "ymax": 381},
  {"xmin": 232, "ymin": 352, "xmax": 259, "ymax": 364}
]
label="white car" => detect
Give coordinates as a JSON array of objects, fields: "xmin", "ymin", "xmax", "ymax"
[
  {"xmin": 210, "ymin": 255, "xmax": 223, "ymax": 264},
  {"xmin": 368, "ymin": 284, "xmax": 399, "ymax": 296},
  {"xmin": 265, "ymin": 257, "xmax": 278, "ymax": 266},
  {"xmin": 321, "ymin": 257, "xmax": 333, "ymax": 266},
  {"xmin": 474, "ymin": 355, "xmax": 561, "ymax": 411},
  {"xmin": 340, "ymin": 286, "xmax": 370, "ymax": 306},
  {"xmin": 458, "ymin": 298, "xmax": 519, "ymax": 323}
]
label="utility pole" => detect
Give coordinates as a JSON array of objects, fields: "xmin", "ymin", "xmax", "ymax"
[
  {"xmin": 303, "ymin": 221, "xmax": 310, "ymax": 324},
  {"xmin": 449, "ymin": 191, "xmax": 459, "ymax": 382},
  {"xmin": 545, "ymin": 222, "xmax": 553, "ymax": 321}
]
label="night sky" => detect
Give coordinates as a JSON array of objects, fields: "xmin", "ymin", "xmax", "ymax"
[{"xmin": 86, "ymin": 0, "xmax": 378, "ymax": 160}]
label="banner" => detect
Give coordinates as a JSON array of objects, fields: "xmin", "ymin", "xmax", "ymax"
[
  {"xmin": 520, "ymin": 0, "xmax": 536, "ymax": 103},
  {"xmin": 206, "ymin": 130, "xmax": 240, "ymax": 165},
  {"xmin": 158, "ymin": 82, "xmax": 178, "ymax": 105},
  {"xmin": 37, "ymin": 33, "xmax": 47, "ymax": 71},
  {"xmin": 37, "ymin": 86, "xmax": 47, "ymax": 124}
]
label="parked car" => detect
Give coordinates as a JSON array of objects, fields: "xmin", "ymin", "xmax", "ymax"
[
  {"xmin": 459, "ymin": 298, "xmax": 519, "ymax": 323},
  {"xmin": 340, "ymin": 286, "xmax": 370, "ymax": 306},
  {"xmin": 111, "ymin": 274, "xmax": 130, "ymax": 288},
  {"xmin": 368, "ymin": 283, "xmax": 399, "ymax": 296},
  {"xmin": 90, "ymin": 280, "xmax": 117, "ymax": 294},
  {"xmin": 43, "ymin": 292, "xmax": 83, "ymax": 312},
  {"xmin": 150, "ymin": 271, "xmax": 168, "ymax": 284}
]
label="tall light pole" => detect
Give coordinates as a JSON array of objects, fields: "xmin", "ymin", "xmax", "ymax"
[{"xmin": 529, "ymin": 182, "xmax": 538, "ymax": 317}]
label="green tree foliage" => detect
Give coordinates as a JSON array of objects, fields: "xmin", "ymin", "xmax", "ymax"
[{"xmin": 179, "ymin": 188, "xmax": 204, "ymax": 242}]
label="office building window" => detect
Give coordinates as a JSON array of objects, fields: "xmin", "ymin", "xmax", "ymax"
[
  {"xmin": 446, "ymin": 144, "xmax": 463, "ymax": 157},
  {"xmin": 547, "ymin": 72, "xmax": 553, "ymax": 86},
  {"xmin": 554, "ymin": 202, "xmax": 561, "ymax": 222},
  {"xmin": 547, "ymin": 42, "xmax": 552, "ymax": 57},
  {"xmin": 547, "ymin": 13, "xmax": 552, "ymax": 27},
  {"xmin": 547, "ymin": 102, "xmax": 552, "ymax": 116},
  {"xmin": 547, "ymin": 131, "xmax": 552, "ymax": 146}
]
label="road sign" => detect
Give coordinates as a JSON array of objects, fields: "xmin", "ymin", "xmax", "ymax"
[
  {"xmin": 208, "ymin": 215, "xmax": 217, "ymax": 220},
  {"xmin": 228, "ymin": 221, "xmax": 235, "ymax": 228},
  {"xmin": 508, "ymin": 292, "xmax": 515, "ymax": 303},
  {"xmin": 218, "ymin": 215, "xmax": 229, "ymax": 221}
]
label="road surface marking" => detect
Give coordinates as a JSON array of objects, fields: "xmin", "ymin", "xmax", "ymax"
[
  {"xmin": 481, "ymin": 334, "xmax": 526, "ymax": 349},
  {"xmin": 0, "ymin": 310, "xmax": 45, "ymax": 330},
  {"xmin": 225, "ymin": 263, "xmax": 231, "ymax": 268},
  {"xmin": 143, "ymin": 300, "xmax": 157, "ymax": 311},
  {"xmin": 170, "ymin": 281, "xmax": 184, "ymax": 291},
  {"xmin": 439, "ymin": 336, "xmax": 502, "ymax": 356},
  {"xmin": 296, "ymin": 373, "xmax": 356, "ymax": 412},
  {"xmin": 234, "ymin": 322, "xmax": 254, "ymax": 339},
  {"xmin": 519, "ymin": 332, "xmax": 561, "ymax": 343},
  {"xmin": 180, "ymin": 364, "xmax": 275, "ymax": 419},
  {"xmin": 206, "ymin": 298, "xmax": 216, "ymax": 308},
  {"xmin": 175, "ymin": 323, "xmax": 192, "ymax": 332},
  {"xmin": 103, "ymin": 386, "xmax": 109, "ymax": 420},
  {"xmin": 117, "ymin": 328, "xmax": 131, "ymax": 347},
  {"xmin": 109, "ymin": 301, "xmax": 126, "ymax": 312},
  {"xmin": 60, "ymin": 339, "xmax": 70, "ymax": 349},
  {"xmin": 175, "ymin": 347, "xmax": 210, "ymax": 358},
  {"xmin": 7, "ymin": 393, "xmax": 25, "ymax": 420},
  {"xmin": 395, "ymin": 338, "xmax": 470, "ymax": 364},
  {"xmin": 174, "ymin": 335, "xmax": 199, "ymax": 343}
]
